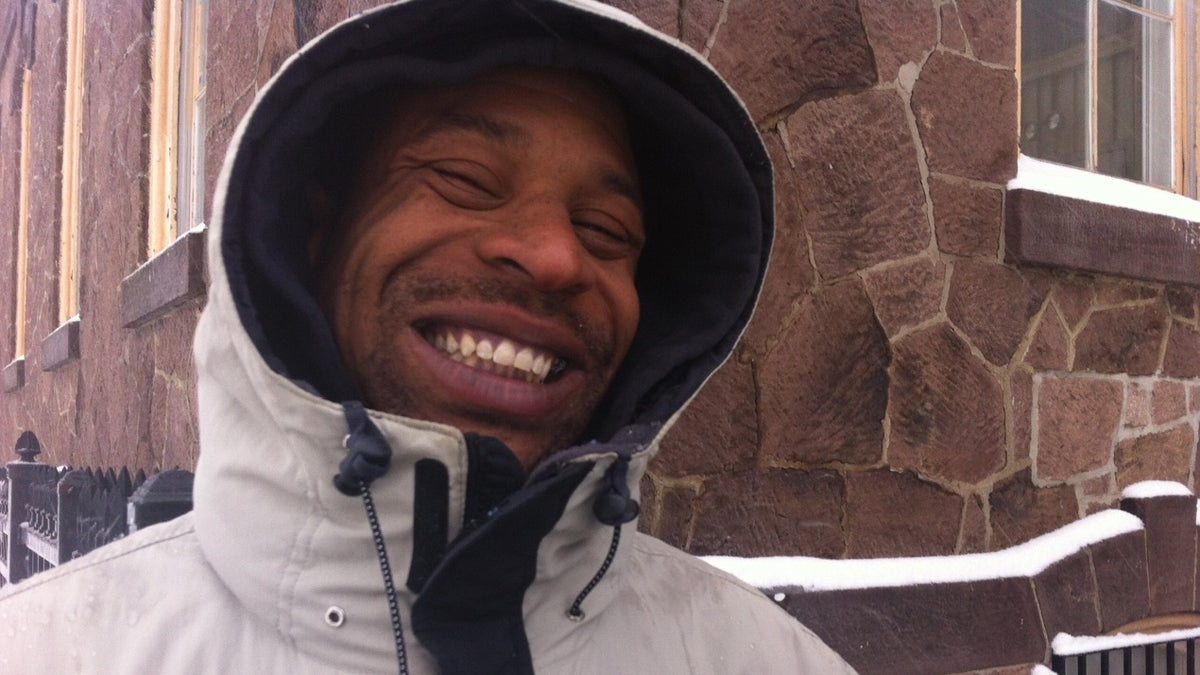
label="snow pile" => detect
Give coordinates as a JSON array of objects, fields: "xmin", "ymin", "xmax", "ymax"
[
  {"xmin": 703, "ymin": 509, "xmax": 1144, "ymax": 592},
  {"xmin": 1008, "ymin": 154, "xmax": 1200, "ymax": 223},
  {"xmin": 1121, "ymin": 480, "xmax": 1193, "ymax": 499},
  {"xmin": 1052, "ymin": 626, "xmax": 1200, "ymax": 656},
  {"xmin": 1029, "ymin": 666, "xmax": 1056, "ymax": 675}
]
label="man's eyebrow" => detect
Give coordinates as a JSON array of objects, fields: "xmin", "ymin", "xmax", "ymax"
[
  {"xmin": 600, "ymin": 171, "xmax": 642, "ymax": 207},
  {"xmin": 411, "ymin": 112, "xmax": 531, "ymax": 147}
]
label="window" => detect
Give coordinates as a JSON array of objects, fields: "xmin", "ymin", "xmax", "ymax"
[
  {"xmin": 59, "ymin": 0, "xmax": 86, "ymax": 325},
  {"xmin": 1020, "ymin": 0, "xmax": 1195, "ymax": 195},
  {"xmin": 14, "ymin": 67, "xmax": 32, "ymax": 360},
  {"xmin": 147, "ymin": 0, "xmax": 207, "ymax": 255}
]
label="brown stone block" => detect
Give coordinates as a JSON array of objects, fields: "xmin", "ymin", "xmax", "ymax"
[
  {"xmin": 1050, "ymin": 277, "xmax": 1095, "ymax": 332},
  {"xmin": 1083, "ymin": 529, "xmax": 1149, "ymax": 635},
  {"xmin": 1033, "ymin": 553, "xmax": 1102, "ymax": 640},
  {"xmin": 636, "ymin": 473, "xmax": 659, "ymax": 534},
  {"xmin": 1120, "ymin": 494, "xmax": 1197, "ymax": 616},
  {"xmin": 1167, "ymin": 287, "xmax": 1197, "ymax": 321},
  {"xmin": 1152, "ymin": 381, "xmax": 1187, "ymax": 424},
  {"xmin": 1080, "ymin": 474, "xmax": 1116, "ymax": 501},
  {"xmin": 603, "ymin": 0, "xmax": 679, "ymax": 38},
  {"xmin": 1011, "ymin": 369, "xmax": 1033, "ymax": 465},
  {"xmin": 708, "ymin": 0, "xmax": 874, "ymax": 119},
  {"xmin": 680, "ymin": 0, "xmax": 723, "ymax": 51},
  {"xmin": 862, "ymin": 257, "xmax": 946, "ymax": 338},
  {"xmin": 911, "ymin": 51, "xmax": 1017, "ymax": 183},
  {"xmin": 787, "ymin": 89, "xmax": 929, "ymax": 278},
  {"xmin": 781, "ymin": 577, "xmax": 1045, "ymax": 675},
  {"xmin": 689, "ymin": 469, "xmax": 845, "ymax": 557},
  {"xmin": 1075, "ymin": 305, "xmax": 1168, "ymax": 376},
  {"xmin": 292, "ymin": 0, "xmax": 352, "ymax": 44},
  {"xmin": 960, "ymin": 493, "xmax": 988, "ymax": 553},
  {"xmin": 947, "ymin": 260, "xmax": 1045, "ymax": 366},
  {"xmin": 760, "ymin": 279, "xmax": 889, "ymax": 465},
  {"xmin": 845, "ymin": 469, "xmax": 962, "ymax": 557},
  {"xmin": 956, "ymin": 0, "xmax": 1016, "ymax": 66},
  {"xmin": 1191, "ymin": 385, "xmax": 1200, "ymax": 415},
  {"xmin": 990, "ymin": 469, "xmax": 1078, "ymax": 549},
  {"xmin": 740, "ymin": 132, "xmax": 815, "ymax": 354},
  {"xmin": 1164, "ymin": 320, "xmax": 1200, "ymax": 379},
  {"xmin": 888, "ymin": 324, "xmax": 1006, "ymax": 484},
  {"xmin": 1024, "ymin": 311, "xmax": 1070, "ymax": 371},
  {"xmin": 939, "ymin": 3, "xmax": 969, "ymax": 53},
  {"xmin": 931, "ymin": 177, "xmax": 1003, "ymax": 258},
  {"xmin": 1095, "ymin": 279, "xmax": 1160, "ymax": 306},
  {"xmin": 654, "ymin": 359, "xmax": 757, "ymax": 477},
  {"xmin": 858, "ymin": 0, "xmax": 938, "ymax": 82},
  {"xmin": 1035, "ymin": 376, "xmax": 1122, "ymax": 482},
  {"xmin": 1115, "ymin": 425, "xmax": 1194, "ymax": 490},
  {"xmin": 1126, "ymin": 382, "xmax": 1153, "ymax": 427}
]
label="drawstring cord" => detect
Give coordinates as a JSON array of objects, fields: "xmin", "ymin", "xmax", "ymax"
[
  {"xmin": 335, "ymin": 402, "xmax": 408, "ymax": 675},
  {"xmin": 360, "ymin": 482, "xmax": 409, "ymax": 675},
  {"xmin": 568, "ymin": 456, "xmax": 640, "ymax": 621}
]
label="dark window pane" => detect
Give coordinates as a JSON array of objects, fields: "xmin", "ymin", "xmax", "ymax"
[
  {"xmin": 1021, "ymin": 0, "xmax": 1089, "ymax": 169},
  {"xmin": 1097, "ymin": 1, "xmax": 1174, "ymax": 188}
]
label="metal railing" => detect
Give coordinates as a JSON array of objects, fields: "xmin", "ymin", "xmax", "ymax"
[
  {"xmin": 1053, "ymin": 628, "xmax": 1200, "ymax": 674},
  {"xmin": 0, "ymin": 431, "xmax": 193, "ymax": 586}
]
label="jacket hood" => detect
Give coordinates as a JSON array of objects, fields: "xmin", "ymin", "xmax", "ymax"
[{"xmin": 212, "ymin": 0, "xmax": 773, "ymax": 448}]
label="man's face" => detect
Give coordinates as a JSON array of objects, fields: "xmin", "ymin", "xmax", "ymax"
[{"xmin": 311, "ymin": 67, "xmax": 644, "ymax": 468}]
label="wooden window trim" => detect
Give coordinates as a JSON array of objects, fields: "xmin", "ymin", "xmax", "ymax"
[
  {"xmin": 40, "ymin": 317, "xmax": 80, "ymax": 372},
  {"xmin": 59, "ymin": 0, "xmax": 85, "ymax": 325},
  {"xmin": 2, "ymin": 357, "xmax": 25, "ymax": 393},
  {"xmin": 14, "ymin": 68, "xmax": 31, "ymax": 363},
  {"xmin": 119, "ymin": 227, "xmax": 206, "ymax": 329},
  {"xmin": 1006, "ymin": 187, "xmax": 1200, "ymax": 287}
]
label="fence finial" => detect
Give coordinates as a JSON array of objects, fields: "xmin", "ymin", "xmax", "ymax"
[{"xmin": 15, "ymin": 431, "xmax": 40, "ymax": 462}]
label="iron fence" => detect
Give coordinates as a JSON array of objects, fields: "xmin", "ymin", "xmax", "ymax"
[
  {"xmin": 1053, "ymin": 630, "xmax": 1200, "ymax": 674},
  {"xmin": 0, "ymin": 431, "xmax": 193, "ymax": 586}
]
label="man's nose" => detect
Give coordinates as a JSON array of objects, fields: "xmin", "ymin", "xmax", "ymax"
[{"xmin": 476, "ymin": 205, "xmax": 593, "ymax": 293}]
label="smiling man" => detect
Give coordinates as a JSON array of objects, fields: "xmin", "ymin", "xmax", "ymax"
[
  {"xmin": 0, "ymin": 1, "xmax": 857, "ymax": 673},
  {"xmin": 310, "ymin": 68, "xmax": 645, "ymax": 467}
]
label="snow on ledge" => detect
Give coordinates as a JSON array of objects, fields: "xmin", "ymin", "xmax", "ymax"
[
  {"xmin": 1052, "ymin": 626, "xmax": 1200, "ymax": 656},
  {"xmin": 1030, "ymin": 666, "xmax": 1056, "ymax": 675},
  {"xmin": 1008, "ymin": 155, "xmax": 1200, "ymax": 223},
  {"xmin": 703, "ymin": 509, "xmax": 1144, "ymax": 592},
  {"xmin": 1121, "ymin": 480, "xmax": 1193, "ymax": 500}
]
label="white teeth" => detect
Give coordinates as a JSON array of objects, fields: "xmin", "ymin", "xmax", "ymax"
[
  {"xmin": 427, "ymin": 328, "xmax": 559, "ymax": 383},
  {"xmin": 475, "ymin": 339, "xmax": 493, "ymax": 361},
  {"xmin": 514, "ymin": 347, "xmax": 533, "ymax": 372},
  {"xmin": 493, "ymin": 340, "xmax": 515, "ymax": 367}
]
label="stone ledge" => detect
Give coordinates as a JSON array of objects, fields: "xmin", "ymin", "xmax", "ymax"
[
  {"xmin": 1006, "ymin": 189, "xmax": 1200, "ymax": 287},
  {"xmin": 40, "ymin": 319, "xmax": 80, "ymax": 371},
  {"xmin": 2, "ymin": 357, "xmax": 25, "ymax": 392},
  {"xmin": 120, "ymin": 228, "xmax": 206, "ymax": 329}
]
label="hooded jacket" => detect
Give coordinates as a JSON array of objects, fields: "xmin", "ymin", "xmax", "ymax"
[{"xmin": 0, "ymin": 1, "xmax": 856, "ymax": 673}]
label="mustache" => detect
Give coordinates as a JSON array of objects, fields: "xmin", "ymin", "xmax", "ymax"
[{"xmin": 386, "ymin": 274, "xmax": 617, "ymax": 367}]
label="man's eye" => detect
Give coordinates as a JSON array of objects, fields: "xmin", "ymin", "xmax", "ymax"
[
  {"xmin": 573, "ymin": 219, "xmax": 637, "ymax": 260},
  {"xmin": 427, "ymin": 163, "xmax": 504, "ymax": 208},
  {"xmin": 434, "ymin": 168, "xmax": 493, "ymax": 193}
]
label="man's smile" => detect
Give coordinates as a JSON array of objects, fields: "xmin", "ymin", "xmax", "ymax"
[{"xmin": 422, "ymin": 325, "xmax": 568, "ymax": 384}]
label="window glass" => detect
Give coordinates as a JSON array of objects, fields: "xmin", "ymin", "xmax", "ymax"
[{"xmin": 1020, "ymin": 0, "xmax": 1187, "ymax": 192}]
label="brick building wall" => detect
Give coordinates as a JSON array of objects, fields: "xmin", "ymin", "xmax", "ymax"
[{"xmin": 1, "ymin": 0, "xmax": 1198, "ymax": 562}]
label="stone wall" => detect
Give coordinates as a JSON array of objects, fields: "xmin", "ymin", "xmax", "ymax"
[
  {"xmin": 633, "ymin": 0, "xmax": 1200, "ymax": 560},
  {"xmin": 2, "ymin": 0, "xmax": 1198, "ymax": 562}
]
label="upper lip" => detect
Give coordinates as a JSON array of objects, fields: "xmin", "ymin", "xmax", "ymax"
[{"xmin": 410, "ymin": 301, "xmax": 590, "ymax": 367}]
